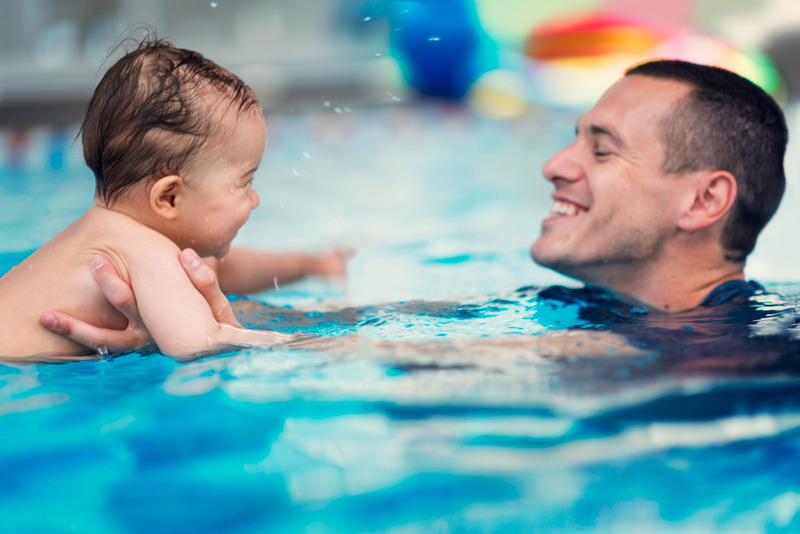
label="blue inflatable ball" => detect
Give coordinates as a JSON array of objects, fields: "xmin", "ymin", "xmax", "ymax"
[{"xmin": 389, "ymin": 0, "xmax": 486, "ymax": 99}]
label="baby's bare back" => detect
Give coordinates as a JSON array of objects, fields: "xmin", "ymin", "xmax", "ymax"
[{"xmin": 0, "ymin": 207, "xmax": 166, "ymax": 359}]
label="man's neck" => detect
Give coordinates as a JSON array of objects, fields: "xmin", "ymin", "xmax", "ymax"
[
  {"xmin": 565, "ymin": 238, "xmax": 747, "ymax": 312},
  {"xmin": 597, "ymin": 256, "xmax": 746, "ymax": 312},
  {"xmin": 608, "ymin": 269, "xmax": 745, "ymax": 311}
]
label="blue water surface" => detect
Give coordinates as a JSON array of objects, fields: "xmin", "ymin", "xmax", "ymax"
[{"xmin": 2, "ymin": 104, "xmax": 800, "ymax": 533}]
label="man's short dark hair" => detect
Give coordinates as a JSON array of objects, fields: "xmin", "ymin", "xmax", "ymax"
[
  {"xmin": 82, "ymin": 36, "xmax": 258, "ymax": 203},
  {"xmin": 625, "ymin": 59, "xmax": 788, "ymax": 263}
]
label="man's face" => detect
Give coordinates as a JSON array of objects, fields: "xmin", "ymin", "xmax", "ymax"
[{"xmin": 530, "ymin": 75, "xmax": 694, "ymax": 286}]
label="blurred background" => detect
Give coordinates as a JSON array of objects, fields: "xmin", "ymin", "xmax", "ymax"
[
  {"xmin": 3, "ymin": 0, "xmax": 800, "ymax": 298},
  {"xmin": 2, "ymin": 0, "xmax": 800, "ymax": 123}
]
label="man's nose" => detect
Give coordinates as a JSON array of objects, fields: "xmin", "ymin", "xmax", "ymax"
[
  {"xmin": 250, "ymin": 189, "xmax": 260, "ymax": 209},
  {"xmin": 542, "ymin": 144, "xmax": 582, "ymax": 184}
]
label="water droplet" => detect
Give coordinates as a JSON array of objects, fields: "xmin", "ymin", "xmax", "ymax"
[
  {"xmin": 302, "ymin": 152, "xmax": 311, "ymax": 159},
  {"xmin": 323, "ymin": 101, "xmax": 331, "ymax": 108},
  {"xmin": 210, "ymin": 1, "xmax": 218, "ymax": 7},
  {"xmin": 280, "ymin": 200, "xmax": 284, "ymax": 209},
  {"xmin": 292, "ymin": 169, "xmax": 299, "ymax": 176},
  {"xmin": 343, "ymin": 107, "xmax": 352, "ymax": 113},
  {"xmin": 334, "ymin": 107, "xmax": 343, "ymax": 114},
  {"xmin": 386, "ymin": 92, "xmax": 401, "ymax": 102},
  {"xmin": 375, "ymin": 53, "xmax": 382, "ymax": 56},
  {"xmin": 96, "ymin": 346, "xmax": 111, "ymax": 362},
  {"xmin": 428, "ymin": 36, "xmax": 441, "ymax": 41},
  {"xmin": 363, "ymin": 16, "xmax": 372, "ymax": 21},
  {"xmin": 273, "ymin": 276, "xmax": 280, "ymax": 290}
]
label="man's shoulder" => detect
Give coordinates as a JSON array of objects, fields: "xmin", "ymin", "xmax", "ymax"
[{"xmin": 700, "ymin": 279, "xmax": 765, "ymax": 307}]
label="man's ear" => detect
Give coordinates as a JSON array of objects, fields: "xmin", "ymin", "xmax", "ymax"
[
  {"xmin": 678, "ymin": 170, "xmax": 737, "ymax": 233},
  {"xmin": 148, "ymin": 175, "xmax": 184, "ymax": 221}
]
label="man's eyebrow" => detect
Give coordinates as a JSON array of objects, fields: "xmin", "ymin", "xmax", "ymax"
[{"xmin": 581, "ymin": 123, "xmax": 625, "ymax": 149}]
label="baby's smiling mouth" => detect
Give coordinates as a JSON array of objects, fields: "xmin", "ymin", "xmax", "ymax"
[{"xmin": 550, "ymin": 199, "xmax": 586, "ymax": 216}]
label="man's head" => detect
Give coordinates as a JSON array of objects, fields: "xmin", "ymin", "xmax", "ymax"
[
  {"xmin": 82, "ymin": 37, "xmax": 259, "ymax": 204},
  {"xmin": 531, "ymin": 59, "xmax": 787, "ymax": 292},
  {"xmin": 625, "ymin": 60, "xmax": 787, "ymax": 263}
]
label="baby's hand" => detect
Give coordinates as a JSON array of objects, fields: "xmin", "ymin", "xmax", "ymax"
[{"xmin": 308, "ymin": 247, "xmax": 354, "ymax": 279}]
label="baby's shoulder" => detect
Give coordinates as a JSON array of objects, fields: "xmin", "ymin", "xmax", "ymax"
[
  {"xmin": 80, "ymin": 207, "xmax": 181, "ymax": 274},
  {"xmin": 85, "ymin": 207, "xmax": 172, "ymax": 242}
]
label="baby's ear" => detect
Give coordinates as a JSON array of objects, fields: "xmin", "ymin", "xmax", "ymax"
[{"xmin": 149, "ymin": 175, "xmax": 184, "ymax": 221}]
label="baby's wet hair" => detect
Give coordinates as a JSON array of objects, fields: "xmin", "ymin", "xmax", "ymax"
[{"xmin": 82, "ymin": 35, "xmax": 259, "ymax": 203}]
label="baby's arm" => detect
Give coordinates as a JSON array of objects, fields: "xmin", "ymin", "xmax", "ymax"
[
  {"xmin": 211, "ymin": 247, "xmax": 352, "ymax": 295},
  {"xmin": 41, "ymin": 250, "xmax": 239, "ymax": 353},
  {"xmin": 127, "ymin": 244, "xmax": 293, "ymax": 360}
]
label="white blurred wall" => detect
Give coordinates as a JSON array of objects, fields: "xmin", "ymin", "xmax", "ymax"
[
  {"xmin": 4, "ymin": 0, "xmax": 800, "ymax": 124},
  {"xmin": 0, "ymin": 0, "xmax": 398, "ymax": 124}
]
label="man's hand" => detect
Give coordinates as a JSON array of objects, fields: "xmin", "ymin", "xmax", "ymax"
[
  {"xmin": 179, "ymin": 249, "xmax": 238, "ymax": 326},
  {"xmin": 40, "ymin": 248, "xmax": 237, "ymax": 353},
  {"xmin": 39, "ymin": 256, "xmax": 151, "ymax": 352}
]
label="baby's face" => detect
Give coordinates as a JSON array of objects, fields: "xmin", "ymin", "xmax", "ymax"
[{"xmin": 177, "ymin": 105, "xmax": 266, "ymax": 258}]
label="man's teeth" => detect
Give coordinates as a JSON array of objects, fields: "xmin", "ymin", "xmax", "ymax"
[{"xmin": 550, "ymin": 200, "xmax": 582, "ymax": 216}]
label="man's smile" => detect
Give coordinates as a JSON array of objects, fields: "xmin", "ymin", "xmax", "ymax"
[{"xmin": 544, "ymin": 198, "xmax": 588, "ymax": 224}]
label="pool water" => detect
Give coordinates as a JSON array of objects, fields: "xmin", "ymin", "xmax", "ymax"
[{"xmin": 3, "ymin": 102, "xmax": 800, "ymax": 533}]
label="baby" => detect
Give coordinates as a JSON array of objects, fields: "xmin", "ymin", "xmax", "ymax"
[{"xmin": 0, "ymin": 38, "xmax": 342, "ymax": 361}]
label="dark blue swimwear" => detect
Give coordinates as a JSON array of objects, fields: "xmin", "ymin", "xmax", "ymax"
[
  {"xmin": 517, "ymin": 280, "xmax": 800, "ymax": 379},
  {"xmin": 699, "ymin": 279, "xmax": 764, "ymax": 306}
]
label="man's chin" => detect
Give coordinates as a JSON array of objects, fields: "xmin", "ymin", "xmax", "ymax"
[
  {"xmin": 530, "ymin": 240, "xmax": 558, "ymax": 268},
  {"xmin": 530, "ymin": 243, "xmax": 587, "ymax": 280}
]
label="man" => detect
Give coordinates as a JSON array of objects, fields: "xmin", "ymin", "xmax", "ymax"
[
  {"xmin": 39, "ymin": 59, "xmax": 790, "ymax": 356},
  {"xmin": 530, "ymin": 60, "xmax": 786, "ymax": 311}
]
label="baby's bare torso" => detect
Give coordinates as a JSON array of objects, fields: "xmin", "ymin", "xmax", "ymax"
[{"xmin": 0, "ymin": 206, "xmax": 172, "ymax": 358}]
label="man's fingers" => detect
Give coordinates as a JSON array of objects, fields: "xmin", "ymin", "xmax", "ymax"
[
  {"xmin": 39, "ymin": 311, "xmax": 148, "ymax": 351},
  {"xmin": 40, "ymin": 311, "xmax": 72, "ymax": 336},
  {"xmin": 39, "ymin": 255, "xmax": 153, "ymax": 354},
  {"xmin": 90, "ymin": 256, "xmax": 140, "ymax": 321},
  {"xmin": 179, "ymin": 248, "xmax": 239, "ymax": 326}
]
